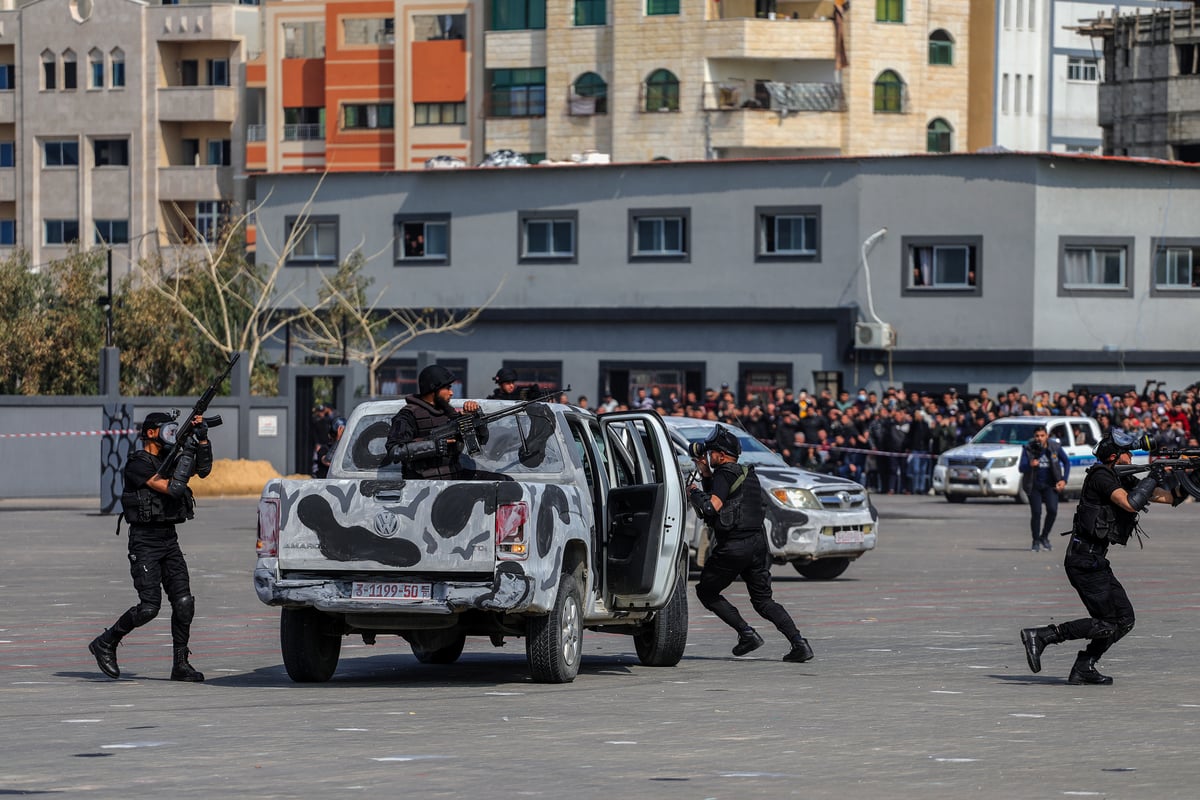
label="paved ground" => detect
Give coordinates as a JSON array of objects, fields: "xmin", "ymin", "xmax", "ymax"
[{"xmin": 3, "ymin": 493, "xmax": 1200, "ymax": 799}]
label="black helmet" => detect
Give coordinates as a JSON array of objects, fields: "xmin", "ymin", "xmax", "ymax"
[
  {"xmin": 418, "ymin": 365, "xmax": 456, "ymax": 394},
  {"xmin": 494, "ymin": 367, "xmax": 518, "ymax": 384},
  {"xmin": 704, "ymin": 424, "xmax": 742, "ymax": 458},
  {"xmin": 140, "ymin": 411, "xmax": 179, "ymax": 444}
]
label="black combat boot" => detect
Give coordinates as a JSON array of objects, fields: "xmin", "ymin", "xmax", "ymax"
[
  {"xmin": 731, "ymin": 628, "xmax": 764, "ymax": 657},
  {"xmin": 88, "ymin": 630, "xmax": 121, "ymax": 679},
  {"xmin": 782, "ymin": 637, "xmax": 815, "ymax": 663},
  {"xmin": 170, "ymin": 647, "xmax": 205, "ymax": 682},
  {"xmin": 1067, "ymin": 652, "xmax": 1113, "ymax": 686},
  {"xmin": 1020, "ymin": 624, "xmax": 1063, "ymax": 673}
]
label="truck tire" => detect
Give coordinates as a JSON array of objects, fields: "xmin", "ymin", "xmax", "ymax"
[
  {"xmin": 945, "ymin": 493, "xmax": 967, "ymax": 504},
  {"xmin": 410, "ymin": 631, "xmax": 466, "ymax": 665},
  {"xmin": 526, "ymin": 572, "xmax": 583, "ymax": 683},
  {"xmin": 793, "ymin": 557, "xmax": 851, "ymax": 580},
  {"xmin": 280, "ymin": 607, "xmax": 341, "ymax": 683},
  {"xmin": 633, "ymin": 558, "xmax": 689, "ymax": 667}
]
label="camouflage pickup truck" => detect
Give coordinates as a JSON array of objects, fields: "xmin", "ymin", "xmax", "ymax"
[{"xmin": 254, "ymin": 400, "xmax": 687, "ymax": 684}]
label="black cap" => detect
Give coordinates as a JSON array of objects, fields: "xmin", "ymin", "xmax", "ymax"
[
  {"xmin": 139, "ymin": 411, "xmax": 176, "ymax": 439},
  {"xmin": 494, "ymin": 368, "xmax": 518, "ymax": 384}
]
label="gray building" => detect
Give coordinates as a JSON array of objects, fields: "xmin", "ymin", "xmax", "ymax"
[{"xmin": 252, "ymin": 153, "xmax": 1200, "ymax": 404}]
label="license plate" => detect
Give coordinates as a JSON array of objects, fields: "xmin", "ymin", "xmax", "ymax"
[
  {"xmin": 950, "ymin": 468, "xmax": 976, "ymax": 480},
  {"xmin": 834, "ymin": 531, "xmax": 865, "ymax": 544},
  {"xmin": 350, "ymin": 581, "xmax": 432, "ymax": 602}
]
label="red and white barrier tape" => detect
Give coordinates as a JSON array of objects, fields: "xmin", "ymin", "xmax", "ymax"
[{"xmin": 0, "ymin": 428, "xmax": 138, "ymax": 439}]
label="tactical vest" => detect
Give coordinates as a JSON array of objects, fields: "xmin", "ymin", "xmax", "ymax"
[
  {"xmin": 1072, "ymin": 464, "xmax": 1136, "ymax": 546},
  {"xmin": 402, "ymin": 395, "xmax": 460, "ymax": 479},
  {"xmin": 712, "ymin": 463, "xmax": 764, "ymax": 538},
  {"xmin": 121, "ymin": 453, "xmax": 194, "ymax": 526}
]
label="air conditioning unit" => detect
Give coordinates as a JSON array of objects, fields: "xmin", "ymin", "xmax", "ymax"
[{"xmin": 855, "ymin": 322, "xmax": 897, "ymax": 350}]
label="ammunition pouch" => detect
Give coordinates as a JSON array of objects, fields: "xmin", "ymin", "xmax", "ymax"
[
  {"xmin": 1073, "ymin": 497, "xmax": 1135, "ymax": 547},
  {"xmin": 122, "ymin": 486, "xmax": 193, "ymax": 526}
]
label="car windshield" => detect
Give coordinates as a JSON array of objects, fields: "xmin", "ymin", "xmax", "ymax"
[
  {"xmin": 970, "ymin": 421, "xmax": 1041, "ymax": 445},
  {"xmin": 670, "ymin": 424, "xmax": 787, "ymax": 467}
]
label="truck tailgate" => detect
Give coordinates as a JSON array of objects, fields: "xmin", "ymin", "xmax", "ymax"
[{"xmin": 274, "ymin": 478, "xmax": 500, "ymax": 573}]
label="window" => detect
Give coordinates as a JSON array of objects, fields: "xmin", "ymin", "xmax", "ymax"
[
  {"xmin": 63, "ymin": 50, "xmax": 77, "ymax": 90},
  {"xmin": 180, "ymin": 59, "xmax": 199, "ymax": 86},
  {"xmin": 342, "ymin": 17, "xmax": 394, "ymax": 45},
  {"xmin": 414, "ymin": 14, "xmax": 466, "ymax": 40},
  {"xmin": 1028, "ymin": 0, "xmax": 1037, "ymax": 30},
  {"xmin": 44, "ymin": 140, "xmax": 79, "ymax": 167},
  {"xmin": 519, "ymin": 211, "xmax": 577, "ymax": 263},
  {"xmin": 0, "ymin": 142, "xmax": 13, "ymax": 168},
  {"xmin": 1177, "ymin": 44, "xmax": 1199, "ymax": 76},
  {"xmin": 489, "ymin": 68, "xmax": 546, "ymax": 117},
  {"xmin": 644, "ymin": 68, "xmax": 679, "ymax": 112},
  {"xmin": 414, "ymin": 102, "xmax": 466, "ymax": 125},
  {"xmin": 630, "ymin": 208, "xmax": 689, "ymax": 260},
  {"xmin": 0, "ymin": 64, "xmax": 13, "ymax": 90},
  {"xmin": 111, "ymin": 49, "xmax": 125, "ymax": 87},
  {"xmin": 576, "ymin": 0, "xmax": 605, "ymax": 25},
  {"xmin": 395, "ymin": 216, "xmax": 450, "ymax": 265},
  {"xmin": 647, "ymin": 0, "xmax": 679, "ymax": 14},
  {"xmin": 903, "ymin": 236, "xmax": 981, "ymax": 295},
  {"xmin": 285, "ymin": 215, "xmax": 339, "ymax": 265},
  {"xmin": 284, "ymin": 107, "xmax": 325, "ymax": 139},
  {"xmin": 1058, "ymin": 237, "xmax": 1132, "ymax": 296},
  {"xmin": 284, "ymin": 21, "xmax": 326, "ymax": 58},
  {"xmin": 343, "ymin": 103, "xmax": 394, "ymax": 129},
  {"xmin": 44, "ymin": 219, "xmax": 80, "ymax": 245},
  {"xmin": 42, "ymin": 51, "xmax": 56, "ymax": 90},
  {"xmin": 1027, "ymin": 75, "xmax": 1035, "ymax": 114},
  {"xmin": 571, "ymin": 72, "xmax": 607, "ymax": 114},
  {"xmin": 927, "ymin": 118, "xmax": 952, "ymax": 153},
  {"xmin": 873, "ymin": 70, "xmax": 904, "ymax": 113},
  {"xmin": 181, "ymin": 138, "xmax": 200, "ymax": 166},
  {"xmin": 207, "ymin": 139, "xmax": 232, "ymax": 166},
  {"xmin": 95, "ymin": 219, "xmax": 129, "ymax": 245},
  {"xmin": 207, "ymin": 58, "xmax": 230, "ymax": 86},
  {"xmin": 89, "ymin": 50, "xmax": 104, "ymax": 88},
  {"xmin": 1002, "ymin": 73, "xmax": 1010, "ymax": 113},
  {"xmin": 94, "ymin": 139, "xmax": 129, "ymax": 166},
  {"xmin": 1152, "ymin": 240, "xmax": 1200, "ymax": 294},
  {"xmin": 756, "ymin": 207, "xmax": 820, "ymax": 261},
  {"xmin": 491, "ymin": 0, "xmax": 546, "ymax": 31},
  {"xmin": 195, "ymin": 201, "xmax": 225, "ymax": 242},
  {"xmin": 1067, "ymin": 57, "xmax": 1098, "ymax": 82},
  {"xmin": 876, "ymin": 0, "xmax": 903, "ymax": 22},
  {"xmin": 0, "ymin": 220, "xmax": 14, "ymax": 246},
  {"xmin": 929, "ymin": 30, "xmax": 953, "ymax": 65}
]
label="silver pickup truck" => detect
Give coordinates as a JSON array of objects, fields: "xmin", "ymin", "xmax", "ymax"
[{"xmin": 254, "ymin": 400, "xmax": 686, "ymax": 684}]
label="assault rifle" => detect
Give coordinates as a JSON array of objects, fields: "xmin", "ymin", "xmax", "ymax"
[
  {"xmin": 438, "ymin": 385, "xmax": 569, "ymax": 456},
  {"xmin": 155, "ymin": 353, "xmax": 239, "ymax": 478},
  {"xmin": 1113, "ymin": 448, "xmax": 1200, "ymax": 501}
]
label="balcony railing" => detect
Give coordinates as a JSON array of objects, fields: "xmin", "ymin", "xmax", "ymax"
[
  {"xmin": 247, "ymin": 124, "xmax": 265, "ymax": 142},
  {"xmin": 703, "ymin": 80, "xmax": 843, "ymax": 113},
  {"xmin": 283, "ymin": 123, "xmax": 325, "ymax": 141}
]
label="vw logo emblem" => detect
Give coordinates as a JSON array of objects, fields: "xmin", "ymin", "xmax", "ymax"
[
  {"xmin": 373, "ymin": 510, "xmax": 400, "ymax": 538},
  {"xmin": 836, "ymin": 491, "xmax": 852, "ymax": 508}
]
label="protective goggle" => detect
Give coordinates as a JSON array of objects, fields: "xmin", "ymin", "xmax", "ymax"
[{"xmin": 157, "ymin": 421, "xmax": 180, "ymax": 446}]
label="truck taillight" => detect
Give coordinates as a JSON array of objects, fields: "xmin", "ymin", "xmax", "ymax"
[
  {"xmin": 257, "ymin": 497, "xmax": 279, "ymax": 557},
  {"xmin": 496, "ymin": 502, "xmax": 529, "ymax": 560}
]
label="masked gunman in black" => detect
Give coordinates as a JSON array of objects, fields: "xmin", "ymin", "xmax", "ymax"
[
  {"xmin": 89, "ymin": 412, "xmax": 212, "ymax": 681},
  {"xmin": 1021, "ymin": 430, "xmax": 1183, "ymax": 685},
  {"xmin": 385, "ymin": 365, "xmax": 488, "ymax": 479},
  {"xmin": 688, "ymin": 425, "xmax": 815, "ymax": 663}
]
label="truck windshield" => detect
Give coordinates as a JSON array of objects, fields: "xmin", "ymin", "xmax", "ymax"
[
  {"xmin": 341, "ymin": 410, "xmax": 565, "ymax": 477},
  {"xmin": 970, "ymin": 422, "xmax": 1040, "ymax": 444}
]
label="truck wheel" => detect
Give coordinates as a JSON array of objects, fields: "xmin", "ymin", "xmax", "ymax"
[
  {"xmin": 526, "ymin": 572, "xmax": 583, "ymax": 683},
  {"xmin": 793, "ymin": 557, "xmax": 851, "ymax": 580},
  {"xmin": 280, "ymin": 608, "xmax": 341, "ymax": 682},
  {"xmin": 633, "ymin": 558, "xmax": 689, "ymax": 667},
  {"xmin": 945, "ymin": 493, "xmax": 967, "ymax": 504},
  {"xmin": 410, "ymin": 631, "xmax": 466, "ymax": 664}
]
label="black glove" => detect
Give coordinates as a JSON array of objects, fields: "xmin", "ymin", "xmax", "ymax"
[
  {"xmin": 689, "ymin": 487, "xmax": 716, "ymax": 518},
  {"xmin": 193, "ymin": 421, "xmax": 209, "ymax": 441},
  {"xmin": 1127, "ymin": 475, "xmax": 1158, "ymax": 512}
]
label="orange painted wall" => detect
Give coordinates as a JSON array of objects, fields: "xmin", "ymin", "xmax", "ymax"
[
  {"xmin": 246, "ymin": 60, "xmax": 266, "ymax": 88},
  {"xmin": 411, "ymin": 40, "xmax": 466, "ymax": 103},
  {"xmin": 283, "ymin": 59, "xmax": 326, "ymax": 107},
  {"xmin": 322, "ymin": 1, "xmax": 395, "ymax": 168},
  {"xmin": 246, "ymin": 141, "xmax": 267, "ymax": 170}
]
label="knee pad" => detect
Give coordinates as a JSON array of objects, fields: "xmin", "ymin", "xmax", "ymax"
[
  {"xmin": 1087, "ymin": 619, "xmax": 1117, "ymax": 640},
  {"xmin": 171, "ymin": 594, "xmax": 195, "ymax": 625},
  {"xmin": 132, "ymin": 602, "xmax": 160, "ymax": 626},
  {"xmin": 1116, "ymin": 617, "xmax": 1135, "ymax": 639}
]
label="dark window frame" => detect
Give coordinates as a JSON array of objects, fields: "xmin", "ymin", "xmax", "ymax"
[
  {"xmin": 44, "ymin": 218, "xmax": 80, "ymax": 245},
  {"xmin": 901, "ymin": 235, "xmax": 983, "ymax": 297},
  {"xmin": 628, "ymin": 207, "xmax": 690, "ymax": 263},
  {"xmin": 94, "ymin": 138, "xmax": 129, "ymax": 167},
  {"xmin": 1150, "ymin": 237, "xmax": 1200, "ymax": 297},
  {"xmin": 926, "ymin": 118, "xmax": 952, "ymax": 153},
  {"xmin": 574, "ymin": 0, "xmax": 605, "ymax": 26},
  {"xmin": 394, "ymin": 213, "xmax": 451, "ymax": 266},
  {"xmin": 929, "ymin": 30, "xmax": 953, "ymax": 66},
  {"xmin": 284, "ymin": 214, "xmax": 340, "ymax": 267},
  {"xmin": 754, "ymin": 205, "xmax": 821, "ymax": 263},
  {"xmin": 94, "ymin": 219, "xmax": 129, "ymax": 245},
  {"xmin": 0, "ymin": 219, "xmax": 15, "ymax": 246},
  {"xmin": 1057, "ymin": 236, "xmax": 1134, "ymax": 298},
  {"xmin": 876, "ymin": 0, "xmax": 904, "ymax": 23},
  {"xmin": 43, "ymin": 140, "xmax": 79, "ymax": 167},
  {"xmin": 518, "ymin": 210, "xmax": 578, "ymax": 264},
  {"xmin": 0, "ymin": 141, "xmax": 13, "ymax": 168}
]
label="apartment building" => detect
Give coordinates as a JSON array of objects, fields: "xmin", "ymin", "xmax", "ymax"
[
  {"xmin": 990, "ymin": 1, "xmax": 1187, "ymax": 154},
  {"xmin": 244, "ymin": 0, "xmax": 976, "ymax": 174},
  {"xmin": 0, "ymin": 0, "xmax": 259, "ymax": 273}
]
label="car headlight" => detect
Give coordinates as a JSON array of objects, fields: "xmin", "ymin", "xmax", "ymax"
[
  {"xmin": 769, "ymin": 487, "xmax": 823, "ymax": 510},
  {"xmin": 936, "ymin": 455, "xmax": 947, "ymax": 468},
  {"xmin": 991, "ymin": 456, "xmax": 1018, "ymax": 468}
]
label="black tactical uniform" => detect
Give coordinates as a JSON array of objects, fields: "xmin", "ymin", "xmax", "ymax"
[
  {"xmin": 488, "ymin": 367, "xmax": 521, "ymax": 401},
  {"xmin": 386, "ymin": 365, "xmax": 487, "ymax": 479},
  {"xmin": 89, "ymin": 412, "xmax": 211, "ymax": 681},
  {"xmin": 690, "ymin": 425, "xmax": 814, "ymax": 663}
]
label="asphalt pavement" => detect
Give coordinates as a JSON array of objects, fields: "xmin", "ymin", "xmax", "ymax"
[{"xmin": 3, "ymin": 493, "xmax": 1200, "ymax": 799}]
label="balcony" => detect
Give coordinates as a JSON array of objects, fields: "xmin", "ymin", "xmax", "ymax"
[
  {"xmin": 158, "ymin": 165, "xmax": 233, "ymax": 201},
  {"xmin": 704, "ymin": 79, "xmax": 843, "ymax": 113},
  {"xmin": 704, "ymin": 82, "xmax": 844, "ymax": 152},
  {"xmin": 705, "ymin": 11, "xmax": 837, "ymax": 61},
  {"xmin": 284, "ymin": 123, "xmax": 325, "ymax": 141},
  {"xmin": 0, "ymin": 91, "xmax": 12, "ymax": 124},
  {"xmin": 158, "ymin": 86, "xmax": 237, "ymax": 122},
  {"xmin": 149, "ymin": 4, "xmax": 257, "ymax": 42}
]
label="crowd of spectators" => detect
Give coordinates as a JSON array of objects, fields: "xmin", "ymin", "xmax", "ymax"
[{"xmin": 585, "ymin": 381, "xmax": 1200, "ymax": 494}]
